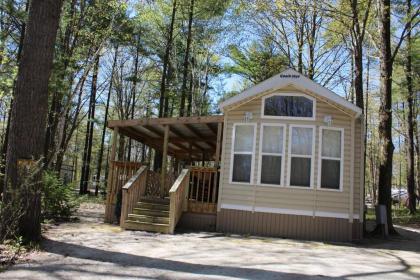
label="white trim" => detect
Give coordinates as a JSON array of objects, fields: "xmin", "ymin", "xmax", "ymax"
[
  {"xmin": 221, "ymin": 203, "xmax": 253, "ymax": 212},
  {"xmin": 219, "ymin": 68, "xmax": 362, "ymax": 117},
  {"xmin": 349, "ymin": 118, "xmax": 355, "ymax": 223},
  {"xmin": 360, "ymin": 117, "xmax": 365, "ymax": 222},
  {"xmin": 317, "ymin": 126, "xmax": 345, "ymax": 192},
  {"xmin": 220, "ymin": 203, "xmax": 360, "ymax": 220},
  {"xmin": 257, "ymin": 123, "xmax": 286, "ymax": 187},
  {"xmin": 260, "ymin": 92, "xmax": 316, "ymax": 121},
  {"xmin": 229, "ymin": 123, "xmax": 257, "ymax": 185},
  {"xmin": 217, "ymin": 114, "xmax": 228, "ymax": 212},
  {"xmin": 287, "ymin": 124, "xmax": 316, "ymax": 189}
]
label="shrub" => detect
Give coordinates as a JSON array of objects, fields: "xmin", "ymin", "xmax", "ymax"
[{"xmin": 41, "ymin": 171, "xmax": 79, "ymax": 222}]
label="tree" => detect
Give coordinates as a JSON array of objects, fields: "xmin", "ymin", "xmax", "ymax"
[
  {"xmin": 79, "ymin": 52, "xmax": 100, "ymax": 195},
  {"xmin": 179, "ymin": 0, "xmax": 194, "ymax": 117},
  {"xmin": 3, "ymin": 0, "xmax": 64, "ymax": 241},
  {"xmin": 404, "ymin": 0, "xmax": 416, "ymax": 213},
  {"xmin": 226, "ymin": 40, "xmax": 289, "ymax": 84},
  {"xmin": 376, "ymin": 0, "xmax": 419, "ymax": 234}
]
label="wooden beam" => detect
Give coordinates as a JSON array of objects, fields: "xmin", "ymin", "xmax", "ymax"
[
  {"xmin": 206, "ymin": 123, "xmax": 217, "ymax": 135},
  {"xmin": 183, "ymin": 124, "xmax": 216, "ymax": 149},
  {"xmin": 169, "ymin": 125, "xmax": 208, "ymax": 152},
  {"xmin": 143, "ymin": 125, "xmax": 192, "ymax": 153},
  {"xmin": 119, "ymin": 126, "xmax": 212, "ymax": 161},
  {"xmin": 108, "ymin": 115, "xmax": 224, "ymax": 128},
  {"xmin": 160, "ymin": 125, "xmax": 169, "ymax": 197}
]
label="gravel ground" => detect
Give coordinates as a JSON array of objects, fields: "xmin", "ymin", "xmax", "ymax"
[{"xmin": 1, "ymin": 203, "xmax": 419, "ymax": 280}]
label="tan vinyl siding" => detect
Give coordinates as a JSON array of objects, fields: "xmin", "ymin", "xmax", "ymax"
[{"xmin": 220, "ymin": 86, "xmax": 362, "ymax": 219}]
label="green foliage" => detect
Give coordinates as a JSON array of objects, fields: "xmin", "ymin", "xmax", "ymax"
[
  {"xmin": 41, "ymin": 171, "xmax": 79, "ymax": 222},
  {"xmin": 225, "ymin": 40, "xmax": 289, "ymax": 84},
  {"xmin": 0, "ymin": 193, "xmax": 25, "ymax": 242}
]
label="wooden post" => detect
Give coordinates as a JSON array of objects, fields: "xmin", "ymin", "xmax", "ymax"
[
  {"xmin": 212, "ymin": 123, "xmax": 222, "ymax": 203},
  {"xmin": 105, "ymin": 127, "xmax": 119, "ymax": 223},
  {"xmin": 188, "ymin": 141, "xmax": 193, "ymax": 165},
  {"xmin": 160, "ymin": 125, "xmax": 169, "ymax": 197}
]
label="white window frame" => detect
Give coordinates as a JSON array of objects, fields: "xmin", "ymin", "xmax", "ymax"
[
  {"xmin": 287, "ymin": 124, "xmax": 316, "ymax": 189},
  {"xmin": 257, "ymin": 123, "xmax": 286, "ymax": 187},
  {"xmin": 261, "ymin": 92, "xmax": 316, "ymax": 121},
  {"xmin": 229, "ymin": 123, "xmax": 257, "ymax": 185},
  {"xmin": 317, "ymin": 126, "xmax": 344, "ymax": 192}
]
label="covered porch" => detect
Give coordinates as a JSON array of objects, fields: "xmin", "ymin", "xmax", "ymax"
[{"xmin": 104, "ymin": 116, "xmax": 224, "ymax": 233}]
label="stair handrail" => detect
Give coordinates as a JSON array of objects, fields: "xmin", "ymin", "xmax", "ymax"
[
  {"xmin": 168, "ymin": 168, "xmax": 190, "ymax": 233},
  {"xmin": 120, "ymin": 166, "xmax": 148, "ymax": 228}
]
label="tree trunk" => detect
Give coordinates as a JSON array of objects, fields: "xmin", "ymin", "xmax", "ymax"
[
  {"xmin": 95, "ymin": 45, "xmax": 118, "ymax": 195},
  {"xmin": 155, "ymin": 0, "xmax": 177, "ymax": 171},
  {"xmin": 377, "ymin": 0, "xmax": 396, "ymax": 234},
  {"xmin": 158, "ymin": 0, "xmax": 177, "ymax": 118},
  {"xmin": 127, "ymin": 41, "xmax": 140, "ymax": 161},
  {"xmin": 79, "ymin": 54, "xmax": 100, "ymax": 194},
  {"xmin": 350, "ymin": 0, "xmax": 365, "ymax": 110},
  {"xmin": 179, "ymin": 0, "xmax": 194, "ymax": 117},
  {"xmin": 187, "ymin": 56, "xmax": 195, "ymax": 116},
  {"xmin": 0, "ymin": 0, "xmax": 29, "ymax": 195},
  {"xmin": 3, "ymin": 0, "xmax": 63, "ymax": 241},
  {"xmin": 404, "ymin": 0, "xmax": 416, "ymax": 213}
]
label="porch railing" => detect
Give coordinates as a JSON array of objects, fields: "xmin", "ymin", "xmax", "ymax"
[
  {"xmin": 120, "ymin": 166, "xmax": 148, "ymax": 228},
  {"xmin": 105, "ymin": 161, "xmax": 142, "ymax": 223},
  {"xmin": 188, "ymin": 166, "xmax": 219, "ymax": 214},
  {"xmin": 168, "ymin": 169, "xmax": 190, "ymax": 233}
]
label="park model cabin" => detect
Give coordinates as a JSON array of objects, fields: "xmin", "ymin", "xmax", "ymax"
[{"xmin": 105, "ymin": 68, "xmax": 364, "ymax": 242}]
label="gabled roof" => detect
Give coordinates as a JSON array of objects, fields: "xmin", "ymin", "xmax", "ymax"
[{"xmin": 219, "ymin": 68, "xmax": 362, "ymax": 117}]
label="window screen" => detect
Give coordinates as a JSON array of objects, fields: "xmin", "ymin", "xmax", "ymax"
[
  {"xmin": 264, "ymin": 95, "xmax": 313, "ymax": 118},
  {"xmin": 320, "ymin": 128, "xmax": 343, "ymax": 190},
  {"xmin": 289, "ymin": 126, "xmax": 313, "ymax": 187},
  {"xmin": 259, "ymin": 125, "xmax": 284, "ymax": 185},
  {"xmin": 231, "ymin": 124, "xmax": 255, "ymax": 183}
]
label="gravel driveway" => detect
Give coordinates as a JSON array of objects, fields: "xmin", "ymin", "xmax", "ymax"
[{"xmin": 1, "ymin": 203, "xmax": 419, "ymax": 280}]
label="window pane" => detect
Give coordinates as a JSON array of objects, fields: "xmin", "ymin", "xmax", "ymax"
[
  {"xmin": 264, "ymin": 96, "xmax": 313, "ymax": 117},
  {"xmin": 291, "ymin": 127, "xmax": 313, "ymax": 155},
  {"xmin": 232, "ymin": 154, "xmax": 252, "ymax": 183},
  {"xmin": 262, "ymin": 126, "xmax": 283, "ymax": 153},
  {"xmin": 234, "ymin": 125, "xmax": 254, "ymax": 152},
  {"xmin": 261, "ymin": 155, "xmax": 281, "ymax": 185},
  {"xmin": 290, "ymin": 157, "xmax": 311, "ymax": 187},
  {"xmin": 321, "ymin": 159, "xmax": 340, "ymax": 189},
  {"xmin": 322, "ymin": 130, "xmax": 342, "ymax": 158}
]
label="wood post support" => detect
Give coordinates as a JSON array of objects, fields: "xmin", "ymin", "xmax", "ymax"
[
  {"xmin": 160, "ymin": 125, "xmax": 169, "ymax": 197},
  {"xmin": 105, "ymin": 127, "xmax": 119, "ymax": 223}
]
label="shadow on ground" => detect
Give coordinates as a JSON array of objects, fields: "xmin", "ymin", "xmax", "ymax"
[{"xmin": 23, "ymin": 238, "xmax": 413, "ymax": 280}]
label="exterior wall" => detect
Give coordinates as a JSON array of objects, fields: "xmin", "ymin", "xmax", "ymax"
[
  {"xmin": 217, "ymin": 85, "xmax": 364, "ymax": 240},
  {"xmin": 217, "ymin": 209, "xmax": 362, "ymax": 242}
]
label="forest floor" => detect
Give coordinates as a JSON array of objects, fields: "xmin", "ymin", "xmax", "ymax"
[{"xmin": 1, "ymin": 202, "xmax": 420, "ymax": 280}]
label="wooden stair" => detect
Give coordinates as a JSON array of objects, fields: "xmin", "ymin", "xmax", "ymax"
[{"xmin": 124, "ymin": 197, "xmax": 171, "ymax": 234}]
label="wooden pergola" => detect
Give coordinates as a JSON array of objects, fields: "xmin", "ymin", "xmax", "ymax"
[{"xmin": 107, "ymin": 115, "xmax": 224, "ymax": 196}]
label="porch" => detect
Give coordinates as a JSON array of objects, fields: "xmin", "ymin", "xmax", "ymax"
[{"xmin": 104, "ymin": 116, "xmax": 224, "ymax": 233}]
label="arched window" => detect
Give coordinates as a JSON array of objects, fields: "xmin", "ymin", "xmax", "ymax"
[{"xmin": 262, "ymin": 93, "xmax": 315, "ymax": 119}]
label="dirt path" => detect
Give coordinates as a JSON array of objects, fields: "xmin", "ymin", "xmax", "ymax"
[{"xmin": 1, "ymin": 203, "xmax": 420, "ymax": 280}]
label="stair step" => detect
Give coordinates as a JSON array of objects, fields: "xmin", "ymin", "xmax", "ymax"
[
  {"xmin": 124, "ymin": 220, "xmax": 170, "ymax": 234},
  {"xmin": 139, "ymin": 197, "xmax": 170, "ymax": 205},
  {"xmin": 132, "ymin": 208, "xmax": 169, "ymax": 217},
  {"xmin": 128, "ymin": 214, "xmax": 169, "ymax": 224},
  {"xmin": 137, "ymin": 202, "xmax": 169, "ymax": 211}
]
